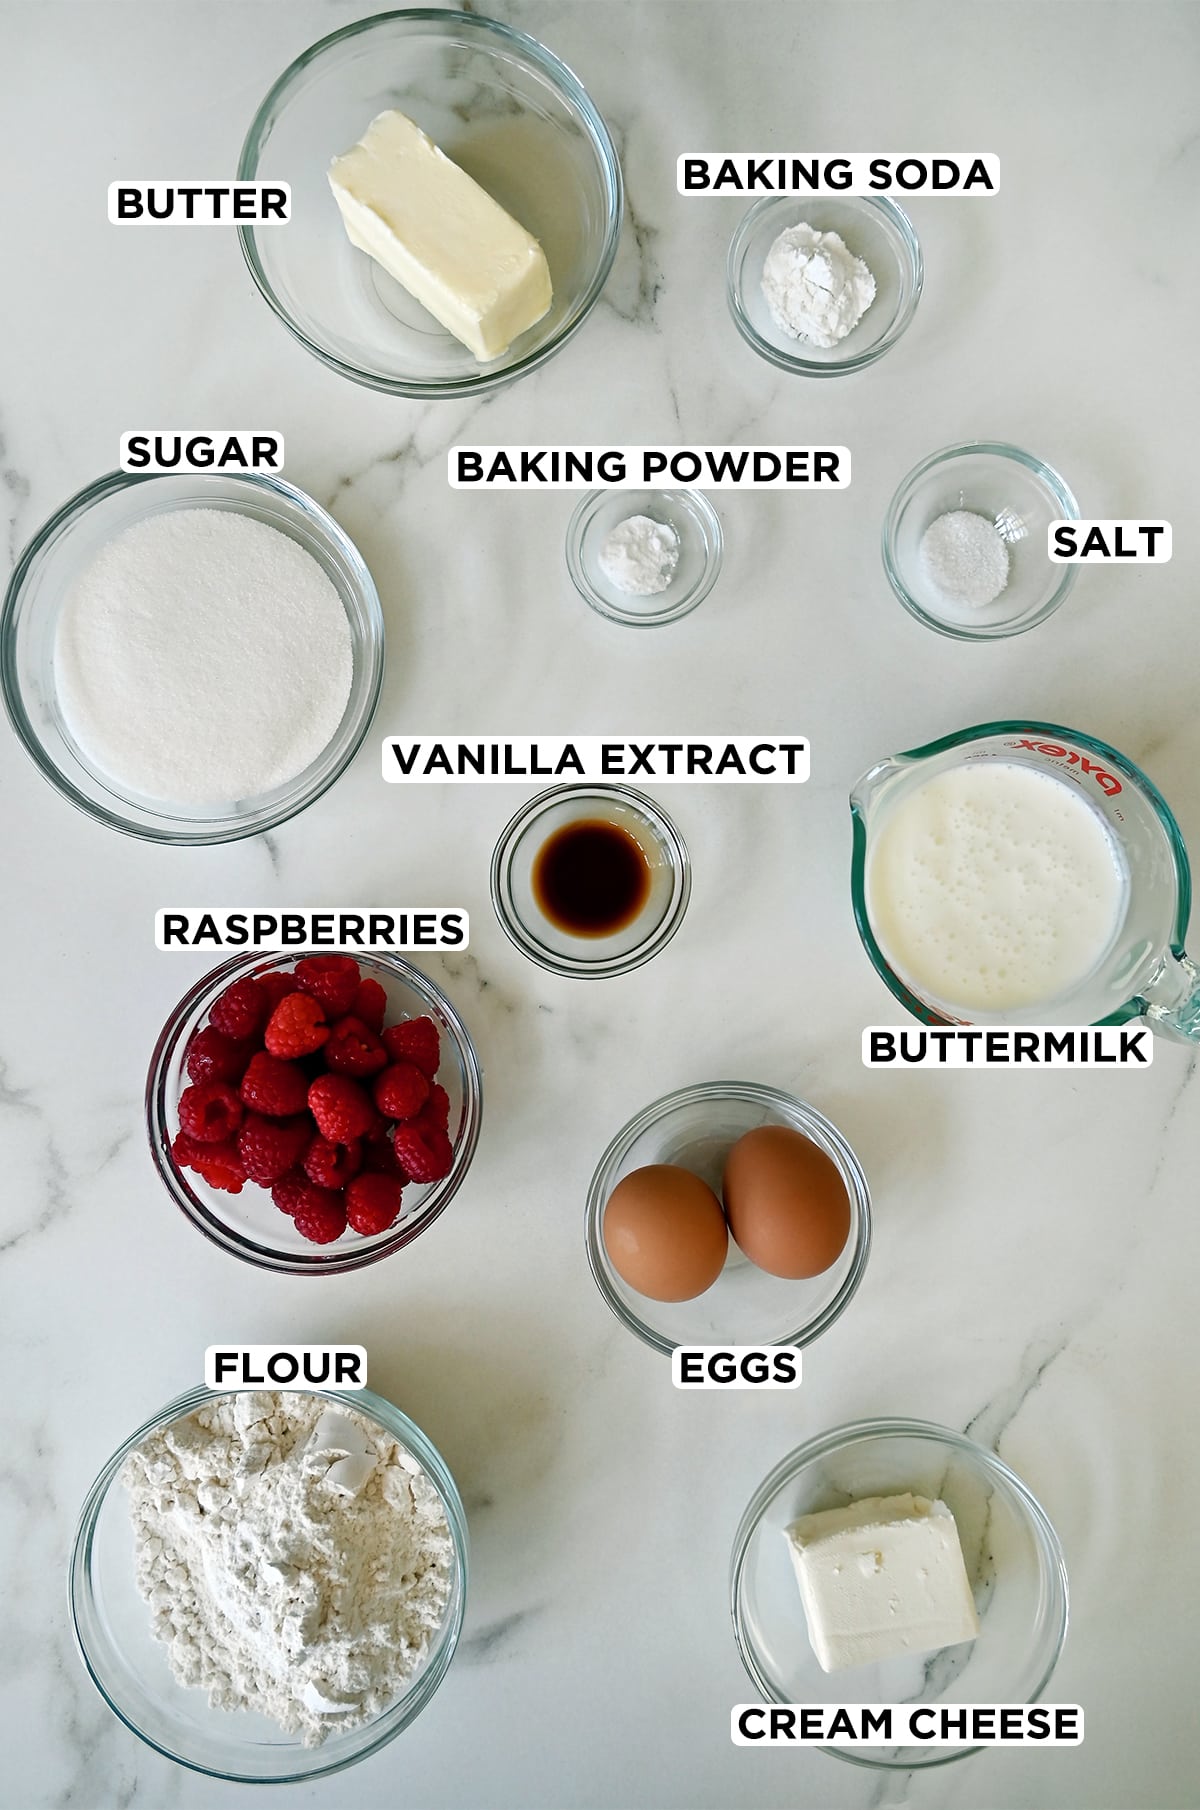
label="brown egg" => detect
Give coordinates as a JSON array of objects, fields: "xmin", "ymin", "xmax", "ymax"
[
  {"xmin": 722, "ymin": 1126, "xmax": 850, "ymax": 1279},
  {"xmin": 602, "ymin": 1164, "xmax": 729, "ymax": 1302}
]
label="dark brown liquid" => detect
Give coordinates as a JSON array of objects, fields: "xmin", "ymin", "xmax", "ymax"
[{"xmin": 532, "ymin": 818, "xmax": 652, "ymax": 937}]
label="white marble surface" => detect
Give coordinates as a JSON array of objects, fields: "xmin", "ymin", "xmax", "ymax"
[{"xmin": 2, "ymin": 2, "xmax": 1199, "ymax": 1805}]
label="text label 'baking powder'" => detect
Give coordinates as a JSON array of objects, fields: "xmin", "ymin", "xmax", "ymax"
[{"xmin": 449, "ymin": 446, "xmax": 848, "ymax": 488}]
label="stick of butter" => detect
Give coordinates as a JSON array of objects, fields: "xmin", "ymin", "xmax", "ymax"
[
  {"xmin": 784, "ymin": 1492, "xmax": 980, "ymax": 1673},
  {"xmin": 328, "ymin": 109, "xmax": 553, "ymax": 362}
]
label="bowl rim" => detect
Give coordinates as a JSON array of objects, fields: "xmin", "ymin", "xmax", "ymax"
[
  {"xmin": 881, "ymin": 439, "xmax": 1080, "ymax": 640},
  {"xmin": 69, "ymin": 1383, "xmax": 469, "ymax": 1783},
  {"xmin": 725, "ymin": 194, "xmax": 923, "ymax": 377},
  {"xmin": 145, "ymin": 951, "xmax": 483, "ymax": 1273},
  {"xmin": 0, "ymin": 468, "xmax": 384, "ymax": 844},
  {"xmin": 584, "ymin": 1080, "xmax": 872, "ymax": 1354},
  {"xmin": 729, "ymin": 1414, "xmax": 1070, "ymax": 1769},
  {"xmin": 564, "ymin": 488, "xmax": 725, "ymax": 627},
  {"xmin": 236, "ymin": 7, "xmax": 625, "ymax": 398},
  {"xmin": 490, "ymin": 782, "xmax": 692, "ymax": 977}
]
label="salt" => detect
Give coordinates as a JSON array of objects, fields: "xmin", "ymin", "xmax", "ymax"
[
  {"xmin": 919, "ymin": 509, "xmax": 1010, "ymax": 609},
  {"xmin": 55, "ymin": 508, "xmax": 353, "ymax": 805}
]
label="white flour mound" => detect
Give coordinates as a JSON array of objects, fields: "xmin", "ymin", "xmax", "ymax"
[
  {"xmin": 55, "ymin": 508, "xmax": 353, "ymax": 806},
  {"xmin": 122, "ymin": 1392, "xmax": 453, "ymax": 1746}
]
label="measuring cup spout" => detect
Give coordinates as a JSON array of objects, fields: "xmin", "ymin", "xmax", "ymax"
[
  {"xmin": 1142, "ymin": 951, "xmax": 1200, "ymax": 1043},
  {"xmin": 850, "ymin": 755, "xmax": 907, "ymax": 819}
]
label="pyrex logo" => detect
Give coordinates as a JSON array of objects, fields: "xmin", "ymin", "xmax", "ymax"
[{"xmin": 1007, "ymin": 739, "xmax": 1122, "ymax": 796}]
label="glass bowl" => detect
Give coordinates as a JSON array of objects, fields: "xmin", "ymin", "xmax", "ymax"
[
  {"xmin": 731, "ymin": 1418, "xmax": 1069, "ymax": 1770},
  {"xmin": 727, "ymin": 196, "xmax": 922, "ymax": 377},
  {"xmin": 883, "ymin": 442, "xmax": 1080, "ymax": 639},
  {"xmin": 70, "ymin": 1385, "xmax": 468, "ymax": 1783},
  {"xmin": 146, "ymin": 952, "xmax": 482, "ymax": 1273},
  {"xmin": 585, "ymin": 1082, "xmax": 870, "ymax": 1353},
  {"xmin": 565, "ymin": 489, "xmax": 724, "ymax": 626},
  {"xmin": 490, "ymin": 783, "xmax": 691, "ymax": 978},
  {"xmin": 0, "ymin": 471, "xmax": 383, "ymax": 844},
  {"xmin": 238, "ymin": 9, "xmax": 623, "ymax": 397}
]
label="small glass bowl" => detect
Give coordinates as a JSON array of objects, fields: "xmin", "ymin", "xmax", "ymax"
[
  {"xmin": 565, "ymin": 489, "xmax": 724, "ymax": 626},
  {"xmin": 490, "ymin": 783, "xmax": 691, "ymax": 978},
  {"xmin": 727, "ymin": 196, "xmax": 922, "ymax": 377},
  {"xmin": 238, "ymin": 10, "xmax": 622, "ymax": 398},
  {"xmin": 585, "ymin": 1082, "xmax": 870, "ymax": 1354},
  {"xmin": 731, "ymin": 1418, "xmax": 1069, "ymax": 1770},
  {"xmin": 883, "ymin": 442, "xmax": 1080, "ymax": 639},
  {"xmin": 70, "ymin": 1385, "xmax": 468, "ymax": 1783},
  {"xmin": 0, "ymin": 471, "xmax": 383, "ymax": 844},
  {"xmin": 146, "ymin": 952, "xmax": 482, "ymax": 1273}
]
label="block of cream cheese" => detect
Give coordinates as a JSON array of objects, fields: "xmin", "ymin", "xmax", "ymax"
[
  {"xmin": 328, "ymin": 109, "xmax": 553, "ymax": 362},
  {"xmin": 784, "ymin": 1492, "xmax": 980, "ymax": 1673}
]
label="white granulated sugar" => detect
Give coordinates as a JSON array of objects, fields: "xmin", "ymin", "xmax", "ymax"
[
  {"xmin": 122, "ymin": 1392, "xmax": 453, "ymax": 1746},
  {"xmin": 598, "ymin": 514, "xmax": 680, "ymax": 596},
  {"xmin": 55, "ymin": 508, "xmax": 353, "ymax": 805},
  {"xmin": 760, "ymin": 222, "xmax": 876, "ymax": 348},
  {"xmin": 920, "ymin": 509, "xmax": 1011, "ymax": 608}
]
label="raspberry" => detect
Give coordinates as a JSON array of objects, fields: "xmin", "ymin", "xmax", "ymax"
[
  {"xmin": 185, "ymin": 1025, "xmax": 254, "ymax": 1086},
  {"xmin": 391, "ymin": 1122, "xmax": 454, "ymax": 1185},
  {"xmin": 265, "ymin": 992, "xmax": 329, "ymax": 1059},
  {"xmin": 361, "ymin": 1129, "xmax": 406, "ymax": 1177},
  {"xmin": 178, "ymin": 1080, "xmax": 243, "ymax": 1143},
  {"xmin": 257, "ymin": 971, "xmax": 298, "ymax": 1014},
  {"xmin": 352, "ymin": 977, "xmax": 387, "ymax": 1034},
  {"xmin": 373, "ymin": 1061, "xmax": 430, "ymax": 1121},
  {"xmin": 324, "ymin": 1015, "xmax": 388, "ymax": 1078},
  {"xmin": 418, "ymin": 1082, "xmax": 451, "ymax": 1132},
  {"xmin": 239, "ymin": 1050, "xmax": 310, "ymax": 1117},
  {"xmin": 381, "ymin": 1015, "xmax": 441, "ymax": 1078},
  {"xmin": 303, "ymin": 1134, "xmax": 363, "ymax": 1190},
  {"xmin": 237, "ymin": 1113, "xmax": 310, "ymax": 1184},
  {"xmin": 172, "ymin": 1130, "xmax": 246, "ymax": 1194},
  {"xmin": 209, "ymin": 976, "xmax": 269, "ymax": 1042},
  {"xmin": 294, "ymin": 1192, "xmax": 348, "ymax": 1244},
  {"xmin": 346, "ymin": 1172, "xmax": 404, "ymax": 1236},
  {"xmin": 308, "ymin": 1073, "xmax": 378, "ymax": 1144},
  {"xmin": 294, "ymin": 955, "xmax": 361, "ymax": 1019}
]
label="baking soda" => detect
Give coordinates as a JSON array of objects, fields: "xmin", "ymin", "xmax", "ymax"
[{"xmin": 55, "ymin": 508, "xmax": 353, "ymax": 805}]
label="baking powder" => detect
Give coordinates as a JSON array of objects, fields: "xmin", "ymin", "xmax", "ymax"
[{"xmin": 598, "ymin": 514, "xmax": 680, "ymax": 595}]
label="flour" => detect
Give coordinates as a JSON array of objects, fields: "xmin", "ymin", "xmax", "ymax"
[
  {"xmin": 122, "ymin": 1392, "xmax": 453, "ymax": 1745},
  {"xmin": 55, "ymin": 508, "xmax": 353, "ymax": 805},
  {"xmin": 598, "ymin": 514, "xmax": 680, "ymax": 595},
  {"xmin": 760, "ymin": 222, "xmax": 876, "ymax": 347},
  {"xmin": 920, "ymin": 509, "xmax": 1010, "ymax": 608}
]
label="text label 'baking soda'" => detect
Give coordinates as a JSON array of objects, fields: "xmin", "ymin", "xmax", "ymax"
[
  {"xmin": 205, "ymin": 1346, "xmax": 368, "ymax": 1389},
  {"xmin": 449, "ymin": 446, "xmax": 849, "ymax": 489},
  {"xmin": 155, "ymin": 908, "xmax": 468, "ymax": 951},
  {"xmin": 121, "ymin": 432, "xmax": 284, "ymax": 474},
  {"xmin": 1048, "ymin": 520, "xmax": 1171, "ymax": 563},
  {"xmin": 672, "ymin": 1348, "xmax": 801, "ymax": 1390},
  {"xmin": 863, "ymin": 1027, "xmax": 1153, "ymax": 1068},
  {"xmin": 382, "ymin": 737, "xmax": 810, "ymax": 784},
  {"xmin": 679, "ymin": 153, "xmax": 999, "ymax": 195},
  {"xmin": 107, "ymin": 182, "xmax": 291, "ymax": 223},
  {"xmin": 732, "ymin": 1704, "xmax": 1083, "ymax": 1746}
]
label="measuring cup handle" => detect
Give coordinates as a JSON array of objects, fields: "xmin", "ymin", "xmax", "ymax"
[{"xmin": 1143, "ymin": 952, "xmax": 1200, "ymax": 1043}]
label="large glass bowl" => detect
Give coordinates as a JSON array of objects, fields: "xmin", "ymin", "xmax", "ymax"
[
  {"xmin": 586, "ymin": 1082, "xmax": 871, "ymax": 1354},
  {"xmin": 146, "ymin": 952, "xmax": 482, "ymax": 1273},
  {"xmin": 70, "ymin": 1385, "xmax": 468, "ymax": 1783},
  {"xmin": 0, "ymin": 471, "xmax": 383, "ymax": 844},
  {"xmin": 238, "ymin": 9, "xmax": 623, "ymax": 397},
  {"xmin": 731, "ymin": 1418, "xmax": 1069, "ymax": 1769}
]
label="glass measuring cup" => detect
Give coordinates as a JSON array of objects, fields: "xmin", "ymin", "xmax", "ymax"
[{"xmin": 850, "ymin": 720, "xmax": 1200, "ymax": 1040}]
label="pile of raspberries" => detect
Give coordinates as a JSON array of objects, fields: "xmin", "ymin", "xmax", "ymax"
[{"xmin": 170, "ymin": 956, "xmax": 452, "ymax": 1245}]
